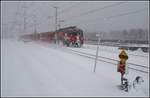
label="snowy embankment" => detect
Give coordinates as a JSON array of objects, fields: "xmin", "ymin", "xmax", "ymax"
[{"xmin": 1, "ymin": 39, "xmax": 149, "ymax": 97}]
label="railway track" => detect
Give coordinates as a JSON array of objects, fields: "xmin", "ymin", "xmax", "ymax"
[
  {"xmin": 64, "ymin": 47, "xmax": 149, "ymax": 74},
  {"xmin": 84, "ymin": 45, "xmax": 148, "ymax": 58}
]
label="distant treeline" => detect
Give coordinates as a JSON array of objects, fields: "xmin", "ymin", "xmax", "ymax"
[{"xmin": 84, "ymin": 28, "xmax": 149, "ymax": 44}]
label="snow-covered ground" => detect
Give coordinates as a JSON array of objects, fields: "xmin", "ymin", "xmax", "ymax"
[
  {"xmin": 68, "ymin": 44, "xmax": 149, "ymax": 67},
  {"xmin": 1, "ymin": 39, "xmax": 149, "ymax": 97}
]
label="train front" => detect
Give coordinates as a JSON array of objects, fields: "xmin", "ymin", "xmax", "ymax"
[{"xmin": 61, "ymin": 26, "xmax": 84, "ymax": 47}]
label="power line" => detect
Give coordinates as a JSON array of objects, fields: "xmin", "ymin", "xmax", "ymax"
[
  {"xmin": 44, "ymin": 2, "xmax": 86, "ymax": 21},
  {"xmin": 30, "ymin": 2, "xmax": 82, "ymax": 30},
  {"xmin": 74, "ymin": 7, "xmax": 148, "ymax": 26},
  {"xmin": 30, "ymin": 3, "xmax": 58, "ymax": 25},
  {"xmin": 59, "ymin": 2, "xmax": 82, "ymax": 14},
  {"xmin": 106, "ymin": 8, "xmax": 148, "ymax": 20},
  {"xmin": 63, "ymin": 1, "xmax": 127, "ymax": 21},
  {"xmin": 45, "ymin": 2, "xmax": 127, "ymax": 30}
]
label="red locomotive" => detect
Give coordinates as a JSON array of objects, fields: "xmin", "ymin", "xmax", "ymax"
[{"xmin": 57, "ymin": 26, "xmax": 84, "ymax": 47}]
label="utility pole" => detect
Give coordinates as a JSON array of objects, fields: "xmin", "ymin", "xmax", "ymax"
[
  {"xmin": 23, "ymin": 4, "xmax": 27, "ymax": 34},
  {"xmin": 48, "ymin": 16, "xmax": 53, "ymax": 31},
  {"xmin": 93, "ymin": 33, "xmax": 101, "ymax": 72},
  {"xmin": 34, "ymin": 17, "xmax": 37, "ymax": 34},
  {"xmin": 54, "ymin": 6, "xmax": 58, "ymax": 31},
  {"xmin": 33, "ymin": 15, "xmax": 37, "ymax": 40},
  {"xmin": 53, "ymin": 6, "xmax": 58, "ymax": 44}
]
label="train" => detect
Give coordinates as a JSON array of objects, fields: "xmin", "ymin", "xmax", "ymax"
[
  {"xmin": 20, "ymin": 26, "xmax": 84, "ymax": 47},
  {"xmin": 57, "ymin": 26, "xmax": 84, "ymax": 47}
]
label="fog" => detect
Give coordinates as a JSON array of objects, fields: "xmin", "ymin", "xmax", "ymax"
[{"xmin": 1, "ymin": 1, "xmax": 149, "ymax": 38}]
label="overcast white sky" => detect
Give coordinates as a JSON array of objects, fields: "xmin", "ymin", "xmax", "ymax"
[{"xmin": 1, "ymin": 1, "xmax": 149, "ymax": 38}]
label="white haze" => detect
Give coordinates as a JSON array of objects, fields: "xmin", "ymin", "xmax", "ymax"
[{"xmin": 1, "ymin": 1, "xmax": 149, "ymax": 38}]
